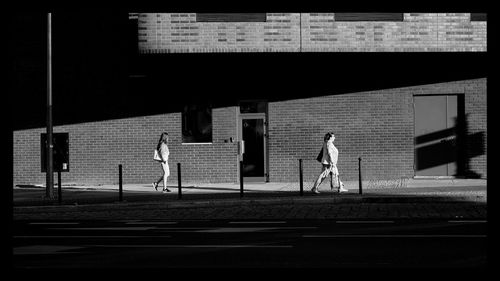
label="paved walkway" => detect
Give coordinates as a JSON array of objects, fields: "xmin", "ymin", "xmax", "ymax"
[
  {"xmin": 14, "ymin": 179, "xmax": 486, "ymax": 203},
  {"xmin": 17, "ymin": 178, "xmax": 487, "ymax": 193},
  {"xmin": 13, "ymin": 179, "xmax": 487, "ymax": 220}
]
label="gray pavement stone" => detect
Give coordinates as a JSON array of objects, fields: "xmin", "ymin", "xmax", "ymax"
[{"xmin": 13, "ymin": 179, "xmax": 487, "ymax": 221}]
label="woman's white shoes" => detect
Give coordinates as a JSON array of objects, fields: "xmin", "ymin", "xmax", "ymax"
[{"xmin": 338, "ymin": 184, "xmax": 348, "ymax": 193}]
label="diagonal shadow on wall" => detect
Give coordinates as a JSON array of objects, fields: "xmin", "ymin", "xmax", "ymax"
[{"xmin": 415, "ymin": 113, "xmax": 485, "ymax": 178}]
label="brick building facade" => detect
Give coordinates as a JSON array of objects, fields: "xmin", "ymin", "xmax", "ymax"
[
  {"xmin": 136, "ymin": 13, "xmax": 486, "ymax": 53},
  {"xmin": 13, "ymin": 78, "xmax": 487, "ymax": 186},
  {"xmin": 12, "ymin": 13, "xmax": 487, "ymax": 187}
]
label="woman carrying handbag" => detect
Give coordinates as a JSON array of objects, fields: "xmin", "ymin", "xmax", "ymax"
[{"xmin": 152, "ymin": 132, "xmax": 171, "ymax": 193}]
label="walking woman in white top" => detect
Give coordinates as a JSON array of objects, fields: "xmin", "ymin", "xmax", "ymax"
[
  {"xmin": 311, "ymin": 132, "xmax": 348, "ymax": 194},
  {"xmin": 153, "ymin": 132, "xmax": 171, "ymax": 193}
]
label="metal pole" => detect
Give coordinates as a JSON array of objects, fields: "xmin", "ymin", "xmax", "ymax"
[
  {"xmin": 299, "ymin": 13, "xmax": 302, "ymax": 52},
  {"xmin": 358, "ymin": 157, "xmax": 363, "ymax": 195},
  {"xmin": 177, "ymin": 163, "xmax": 182, "ymax": 199},
  {"xmin": 299, "ymin": 159, "xmax": 303, "ymax": 196},
  {"xmin": 46, "ymin": 12, "xmax": 54, "ymax": 199},
  {"xmin": 119, "ymin": 164, "xmax": 123, "ymax": 201},
  {"xmin": 57, "ymin": 171, "xmax": 62, "ymax": 204},
  {"xmin": 240, "ymin": 161, "xmax": 244, "ymax": 197}
]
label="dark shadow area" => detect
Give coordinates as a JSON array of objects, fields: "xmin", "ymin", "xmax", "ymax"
[
  {"xmin": 460, "ymin": 114, "xmax": 485, "ymax": 178},
  {"xmin": 416, "ymin": 132, "xmax": 485, "ymax": 177},
  {"xmin": 416, "ymin": 140, "xmax": 457, "ymax": 171},
  {"xmin": 10, "ymin": 12, "xmax": 488, "ymax": 130}
]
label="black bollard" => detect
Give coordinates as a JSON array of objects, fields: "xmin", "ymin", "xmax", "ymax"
[
  {"xmin": 119, "ymin": 164, "xmax": 123, "ymax": 201},
  {"xmin": 299, "ymin": 159, "xmax": 303, "ymax": 196},
  {"xmin": 240, "ymin": 161, "xmax": 244, "ymax": 198},
  {"xmin": 177, "ymin": 163, "xmax": 182, "ymax": 199},
  {"xmin": 57, "ymin": 171, "xmax": 62, "ymax": 204},
  {"xmin": 358, "ymin": 157, "xmax": 363, "ymax": 195}
]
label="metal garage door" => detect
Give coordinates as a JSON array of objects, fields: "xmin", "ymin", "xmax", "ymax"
[{"xmin": 414, "ymin": 95, "xmax": 459, "ymax": 176}]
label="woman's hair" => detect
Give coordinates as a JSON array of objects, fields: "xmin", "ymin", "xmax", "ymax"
[
  {"xmin": 324, "ymin": 132, "xmax": 333, "ymax": 142},
  {"xmin": 157, "ymin": 132, "xmax": 169, "ymax": 150}
]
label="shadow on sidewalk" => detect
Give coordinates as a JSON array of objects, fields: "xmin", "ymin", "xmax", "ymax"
[{"xmin": 13, "ymin": 185, "xmax": 487, "ymax": 207}]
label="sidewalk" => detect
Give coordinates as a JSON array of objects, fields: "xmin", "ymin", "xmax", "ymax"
[
  {"xmin": 13, "ymin": 178, "xmax": 487, "ymax": 207},
  {"xmin": 13, "ymin": 179, "xmax": 487, "ymax": 220}
]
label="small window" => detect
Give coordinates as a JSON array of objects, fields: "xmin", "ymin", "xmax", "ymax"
[
  {"xmin": 196, "ymin": 13, "xmax": 267, "ymax": 22},
  {"xmin": 335, "ymin": 13, "xmax": 404, "ymax": 21},
  {"xmin": 470, "ymin": 13, "xmax": 487, "ymax": 21},
  {"xmin": 182, "ymin": 104, "xmax": 213, "ymax": 143}
]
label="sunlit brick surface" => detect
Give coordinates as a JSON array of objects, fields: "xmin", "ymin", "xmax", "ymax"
[
  {"xmin": 136, "ymin": 13, "xmax": 486, "ymax": 53},
  {"xmin": 13, "ymin": 79, "xmax": 486, "ymax": 186}
]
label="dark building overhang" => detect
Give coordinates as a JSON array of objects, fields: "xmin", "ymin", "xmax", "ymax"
[{"xmin": 11, "ymin": 12, "xmax": 489, "ymax": 130}]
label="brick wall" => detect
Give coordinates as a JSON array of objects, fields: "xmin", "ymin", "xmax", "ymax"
[
  {"xmin": 13, "ymin": 80, "xmax": 486, "ymax": 186},
  {"xmin": 268, "ymin": 78, "xmax": 487, "ymax": 183},
  {"xmin": 13, "ymin": 107, "xmax": 239, "ymax": 186},
  {"xmin": 138, "ymin": 13, "xmax": 300, "ymax": 53},
  {"xmin": 137, "ymin": 13, "xmax": 486, "ymax": 53}
]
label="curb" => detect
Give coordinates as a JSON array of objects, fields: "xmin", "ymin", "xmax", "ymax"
[{"xmin": 13, "ymin": 193, "xmax": 486, "ymax": 211}]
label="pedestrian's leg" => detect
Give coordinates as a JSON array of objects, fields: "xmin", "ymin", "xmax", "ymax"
[
  {"xmin": 163, "ymin": 176, "xmax": 169, "ymax": 192},
  {"xmin": 312, "ymin": 174, "xmax": 324, "ymax": 189},
  {"xmin": 162, "ymin": 163, "xmax": 171, "ymax": 192},
  {"xmin": 330, "ymin": 171, "xmax": 334, "ymax": 190},
  {"xmin": 155, "ymin": 164, "xmax": 164, "ymax": 185},
  {"xmin": 312, "ymin": 167, "xmax": 328, "ymax": 193},
  {"xmin": 331, "ymin": 173, "xmax": 338, "ymax": 188},
  {"xmin": 336, "ymin": 173, "xmax": 348, "ymax": 193},
  {"xmin": 153, "ymin": 173, "xmax": 163, "ymax": 190}
]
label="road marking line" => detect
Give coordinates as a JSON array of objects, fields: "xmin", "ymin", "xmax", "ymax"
[
  {"xmin": 303, "ymin": 234, "xmax": 486, "ymax": 238},
  {"xmin": 29, "ymin": 222, "xmax": 80, "ymax": 225},
  {"xmin": 13, "ymin": 245, "xmax": 85, "ymax": 255},
  {"xmin": 125, "ymin": 222, "xmax": 178, "ymax": 225},
  {"xmin": 157, "ymin": 227, "xmax": 209, "ymax": 230},
  {"xmin": 85, "ymin": 244, "xmax": 293, "ymax": 248},
  {"xmin": 229, "ymin": 221, "xmax": 287, "ymax": 224},
  {"xmin": 195, "ymin": 227, "xmax": 277, "ymax": 233},
  {"xmin": 14, "ymin": 235, "xmax": 172, "ymax": 238},
  {"xmin": 336, "ymin": 221, "xmax": 394, "ymax": 224},
  {"xmin": 49, "ymin": 227, "xmax": 156, "ymax": 231},
  {"xmin": 448, "ymin": 220, "xmax": 487, "ymax": 223},
  {"xmin": 158, "ymin": 227, "xmax": 317, "ymax": 232}
]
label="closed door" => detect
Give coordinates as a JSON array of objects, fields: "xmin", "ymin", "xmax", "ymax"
[
  {"xmin": 240, "ymin": 116, "xmax": 267, "ymax": 182},
  {"xmin": 414, "ymin": 95, "xmax": 458, "ymax": 176}
]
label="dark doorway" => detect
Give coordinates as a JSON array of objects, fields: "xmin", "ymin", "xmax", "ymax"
[{"xmin": 240, "ymin": 114, "xmax": 267, "ymax": 182}]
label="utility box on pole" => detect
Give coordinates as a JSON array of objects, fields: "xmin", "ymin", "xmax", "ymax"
[{"xmin": 41, "ymin": 133, "xmax": 70, "ymax": 173}]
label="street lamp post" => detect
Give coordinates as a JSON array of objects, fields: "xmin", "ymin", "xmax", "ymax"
[{"xmin": 46, "ymin": 12, "xmax": 54, "ymax": 199}]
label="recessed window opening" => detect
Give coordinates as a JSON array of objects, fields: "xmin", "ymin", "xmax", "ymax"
[{"xmin": 182, "ymin": 104, "xmax": 213, "ymax": 143}]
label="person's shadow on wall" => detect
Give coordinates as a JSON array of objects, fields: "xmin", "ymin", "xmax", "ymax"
[{"xmin": 415, "ymin": 112, "xmax": 485, "ymax": 178}]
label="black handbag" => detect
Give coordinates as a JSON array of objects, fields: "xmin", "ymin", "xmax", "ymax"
[{"xmin": 316, "ymin": 148, "xmax": 323, "ymax": 163}]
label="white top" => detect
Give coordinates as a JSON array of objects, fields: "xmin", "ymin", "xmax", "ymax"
[
  {"xmin": 159, "ymin": 143, "xmax": 169, "ymax": 162},
  {"xmin": 321, "ymin": 139, "xmax": 338, "ymax": 166}
]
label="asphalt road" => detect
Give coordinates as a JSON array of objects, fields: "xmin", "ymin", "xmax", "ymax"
[{"xmin": 13, "ymin": 218, "xmax": 487, "ymax": 268}]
